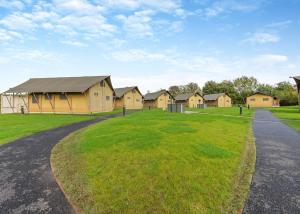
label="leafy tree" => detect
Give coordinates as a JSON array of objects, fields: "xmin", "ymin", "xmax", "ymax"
[
  {"xmin": 256, "ymin": 84, "xmax": 274, "ymax": 95},
  {"xmin": 234, "ymin": 76, "xmax": 258, "ymax": 103},
  {"xmin": 168, "ymin": 86, "xmax": 181, "ymax": 97},
  {"xmin": 218, "ymin": 80, "xmax": 241, "ymax": 104},
  {"xmin": 202, "ymin": 81, "xmax": 220, "ymax": 94},
  {"xmin": 183, "ymin": 82, "xmax": 201, "ymax": 94},
  {"xmin": 274, "ymin": 82, "xmax": 298, "ymax": 105}
]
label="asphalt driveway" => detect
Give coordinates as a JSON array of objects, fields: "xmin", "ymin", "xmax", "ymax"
[
  {"xmin": 244, "ymin": 109, "xmax": 300, "ymax": 213},
  {"xmin": 0, "ymin": 113, "xmax": 124, "ymax": 214}
]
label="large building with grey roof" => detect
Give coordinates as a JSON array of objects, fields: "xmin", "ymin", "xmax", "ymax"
[
  {"xmin": 114, "ymin": 86, "xmax": 143, "ymax": 109},
  {"xmin": 3, "ymin": 76, "xmax": 115, "ymax": 114}
]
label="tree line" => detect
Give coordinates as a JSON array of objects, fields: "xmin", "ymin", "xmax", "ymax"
[{"xmin": 168, "ymin": 76, "xmax": 298, "ymax": 105}]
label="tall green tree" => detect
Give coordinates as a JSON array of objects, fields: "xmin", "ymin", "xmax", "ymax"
[
  {"xmin": 168, "ymin": 86, "xmax": 181, "ymax": 97},
  {"xmin": 274, "ymin": 82, "xmax": 298, "ymax": 105},
  {"xmin": 256, "ymin": 84, "xmax": 274, "ymax": 95},
  {"xmin": 234, "ymin": 76, "xmax": 258, "ymax": 103},
  {"xmin": 218, "ymin": 80, "xmax": 241, "ymax": 104},
  {"xmin": 183, "ymin": 82, "xmax": 201, "ymax": 94},
  {"xmin": 202, "ymin": 81, "xmax": 220, "ymax": 94}
]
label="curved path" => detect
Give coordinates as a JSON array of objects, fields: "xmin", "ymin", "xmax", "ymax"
[
  {"xmin": 0, "ymin": 113, "xmax": 125, "ymax": 214},
  {"xmin": 244, "ymin": 109, "xmax": 300, "ymax": 213}
]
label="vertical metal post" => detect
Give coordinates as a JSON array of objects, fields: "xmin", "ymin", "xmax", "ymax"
[
  {"xmin": 123, "ymin": 106, "xmax": 126, "ymax": 116},
  {"xmin": 240, "ymin": 106, "xmax": 243, "ymax": 115}
]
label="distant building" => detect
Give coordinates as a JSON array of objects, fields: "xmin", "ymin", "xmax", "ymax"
[
  {"xmin": 292, "ymin": 76, "xmax": 300, "ymax": 107},
  {"xmin": 246, "ymin": 92, "xmax": 280, "ymax": 108},
  {"xmin": 3, "ymin": 76, "xmax": 114, "ymax": 114},
  {"xmin": 144, "ymin": 90, "xmax": 173, "ymax": 110},
  {"xmin": 203, "ymin": 93, "xmax": 232, "ymax": 107},
  {"xmin": 114, "ymin": 86, "xmax": 143, "ymax": 109},
  {"xmin": 175, "ymin": 92, "xmax": 204, "ymax": 108},
  {"xmin": 0, "ymin": 93, "xmax": 28, "ymax": 114}
]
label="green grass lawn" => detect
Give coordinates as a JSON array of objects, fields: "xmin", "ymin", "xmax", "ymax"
[
  {"xmin": 187, "ymin": 106, "xmax": 255, "ymax": 117},
  {"xmin": 0, "ymin": 109, "xmax": 125, "ymax": 146},
  {"xmin": 268, "ymin": 106, "xmax": 300, "ymax": 131},
  {"xmin": 0, "ymin": 114, "xmax": 95, "ymax": 145},
  {"xmin": 52, "ymin": 109, "xmax": 255, "ymax": 213}
]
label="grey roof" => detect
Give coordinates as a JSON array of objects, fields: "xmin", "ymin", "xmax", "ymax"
[
  {"xmin": 175, "ymin": 92, "xmax": 202, "ymax": 101},
  {"xmin": 114, "ymin": 86, "xmax": 142, "ymax": 98},
  {"xmin": 144, "ymin": 90, "xmax": 171, "ymax": 101},
  {"xmin": 292, "ymin": 76, "xmax": 300, "ymax": 81},
  {"xmin": 5, "ymin": 76, "xmax": 112, "ymax": 93},
  {"xmin": 203, "ymin": 93, "xmax": 225, "ymax": 101}
]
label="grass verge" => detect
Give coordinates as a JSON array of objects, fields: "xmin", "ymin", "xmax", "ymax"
[
  {"xmin": 0, "ymin": 109, "xmax": 122, "ymax": 146},
  {"xmin": 267, "ymin": 106, "xmax": 300, "ymax": 131},
  {"xmin": 51, "ymin": 109, "xmax": 255, "ymax": 213}
]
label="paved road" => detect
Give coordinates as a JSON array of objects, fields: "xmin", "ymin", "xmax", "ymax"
[
  {"xmin": 244, "ymin": 109, "xmax": 300, "ymax": 213},
  {"xmin": 0, "ymin": 113, "xmax": 125, "ymax": 214}
]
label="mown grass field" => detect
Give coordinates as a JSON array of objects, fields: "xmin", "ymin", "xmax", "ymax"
[
  {"xmin": 188, "ymin": 106, "xmax": 254, "ymax": 117},
  {"xmin": 52, "ymin": 108, "xmax": 255, "ymax": 213},
  {"xmin": 268, "ymin": 106, "xmax": 300, "ymax": 131},
  {"xmin": 0, "ymin": 114, "xmax": 94, "ymax": 145},
  {"xmin": 0, "ymin": 109, "xmax": 124, "ymax": 146}
]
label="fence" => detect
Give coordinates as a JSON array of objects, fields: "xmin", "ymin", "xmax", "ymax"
[{"xmin": 167, "ymin": 104, "xmax": 184, "ymax": 113}]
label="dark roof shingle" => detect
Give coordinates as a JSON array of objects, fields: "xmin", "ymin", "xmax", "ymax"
[
  {"xmin": 175, "ymin": 92, "xmax": 201, "ymax": 101},
  {"xmin": 5, "ymin": 76, "xmax": 112, "ymax": 93},
  {"xmin": 144, "ymin": 90, "xmax": 171, "ymax": 101},
  {"xmin": 203, "ymin": 93, "xmax": 225, "ymax": 101},
  {"xmin": 114, "ymin": 86, "xmax": 142, "ymax": 98}
]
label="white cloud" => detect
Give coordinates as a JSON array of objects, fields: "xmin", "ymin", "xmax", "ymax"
[
  {"xmin": 53, "ymin": 0, "xmax": 105, "ymax": 14},
  {"xmin": 266, "ymin": 20, "xmax": 292, "ymax": 28},
  {"xmin": 110, "ymin": 49, "xmax": 166, "ymax": 62},
  {"xmin": 61, "ymin": 40, "xmax": 88, "ymax": 47},
  {"xmin": 116, "ymin": 10, "xmax": 154, "ymax": 37},
  {"xmin": 0, "ymin": 29, "xmax": 23, "ymax": 43},
  {"xmin": 0, "ymin": 0, "xmax": 25, "ymax": 10},
  {"xmin": 105, "ymin": 0, "xmax": 181, "ymax": 13},
  {"xmin": 0, "ymin": 13, "xmax": 36, "ymax": 30},
  {"xmin": 243, "ymin": 33, "xmax": 280, "ymax": 44},
  {"xmin": 198, "ymin": 0, "xmax": 265, "ymax": 18},
  {"xmin": 255, "ymin": 54, "xmax": 288, "ymax": 64}
]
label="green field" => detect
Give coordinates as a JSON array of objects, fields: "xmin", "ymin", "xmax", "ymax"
[
  {"xmin": 0, "ymin": 114, "xmax": 95, "ymax": 145},
  {"xmin": 268, "ymin": 106, "xmax": 300, "ymax": 131},
  {"xmin": 52, "ymin": 108, "xmax": 255, "ymax": 213},
  {"xmin": 188, "ymin": 106, "xmax": 254, "ymax": 117}
]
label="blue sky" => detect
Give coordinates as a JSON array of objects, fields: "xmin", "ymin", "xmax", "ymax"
[{"xmin": 0, "ymin": 0, "xmax": 299, "ymax": 93}]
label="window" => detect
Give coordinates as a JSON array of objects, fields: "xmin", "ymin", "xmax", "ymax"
[
  {"xmin": 106, "ymin": 96, "xmax": 110, "ymax": 101},
  {"xmin": 127, "ymin": 97, "xmax": 131, "ymax": 99},
  {"xmin": 45, "ymin": 94, "xmax": 52, "ymax": 100},
  {"xmin": 250, "ymin": 98, "xmax": 255, "ymax": 101},
  {"xmin": 160, "ymin": 99, "xmax": 163, "ymax": 101},
  {"xmin": 60, "ymin": 94, "xmax": 67, "ymax": 100},
  {"xmin": 100, "ymin": 80, "xmax": 105, "ymax": 87},
  {"xmin": 132, "ymin": 90, "xmax": 136, "ymax": 93},
  {"xmin": 32, "ymin": 95, "xmax": 39, "ymax": 104},
  {"xmin": 136, "ymin": 99, "xmax": 140, "ymax": 102},
  {"xmin": 263, "ymin": 98, "xmax": 269, "ymax": 101},
  {"xmin": 94, "ymin": 92, "xmax": 98, "ymax": 96}
]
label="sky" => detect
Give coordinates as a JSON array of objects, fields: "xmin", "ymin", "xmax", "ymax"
[{"xmin": 0, "ymin": 0, "xmax": 299, "ymax": 93}]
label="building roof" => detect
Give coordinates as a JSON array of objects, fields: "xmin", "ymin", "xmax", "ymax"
[
  {"xmin": 114, "ymin": 86, "xmax": 142, "ymax": 98},
  {"xmin": 175, "ymin": 92, "xmax": 202, "ymax": 101},
  {"xmin": 144, "ymin": 90, "xmax": 171, "ymax": 101},
  {"xmin": 203, "ymin": 93, "xmax": 226, "ymax": 101},
  {"xmin": 5, "ymin": 76, "xmax": 113, "ymax": 93}
]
